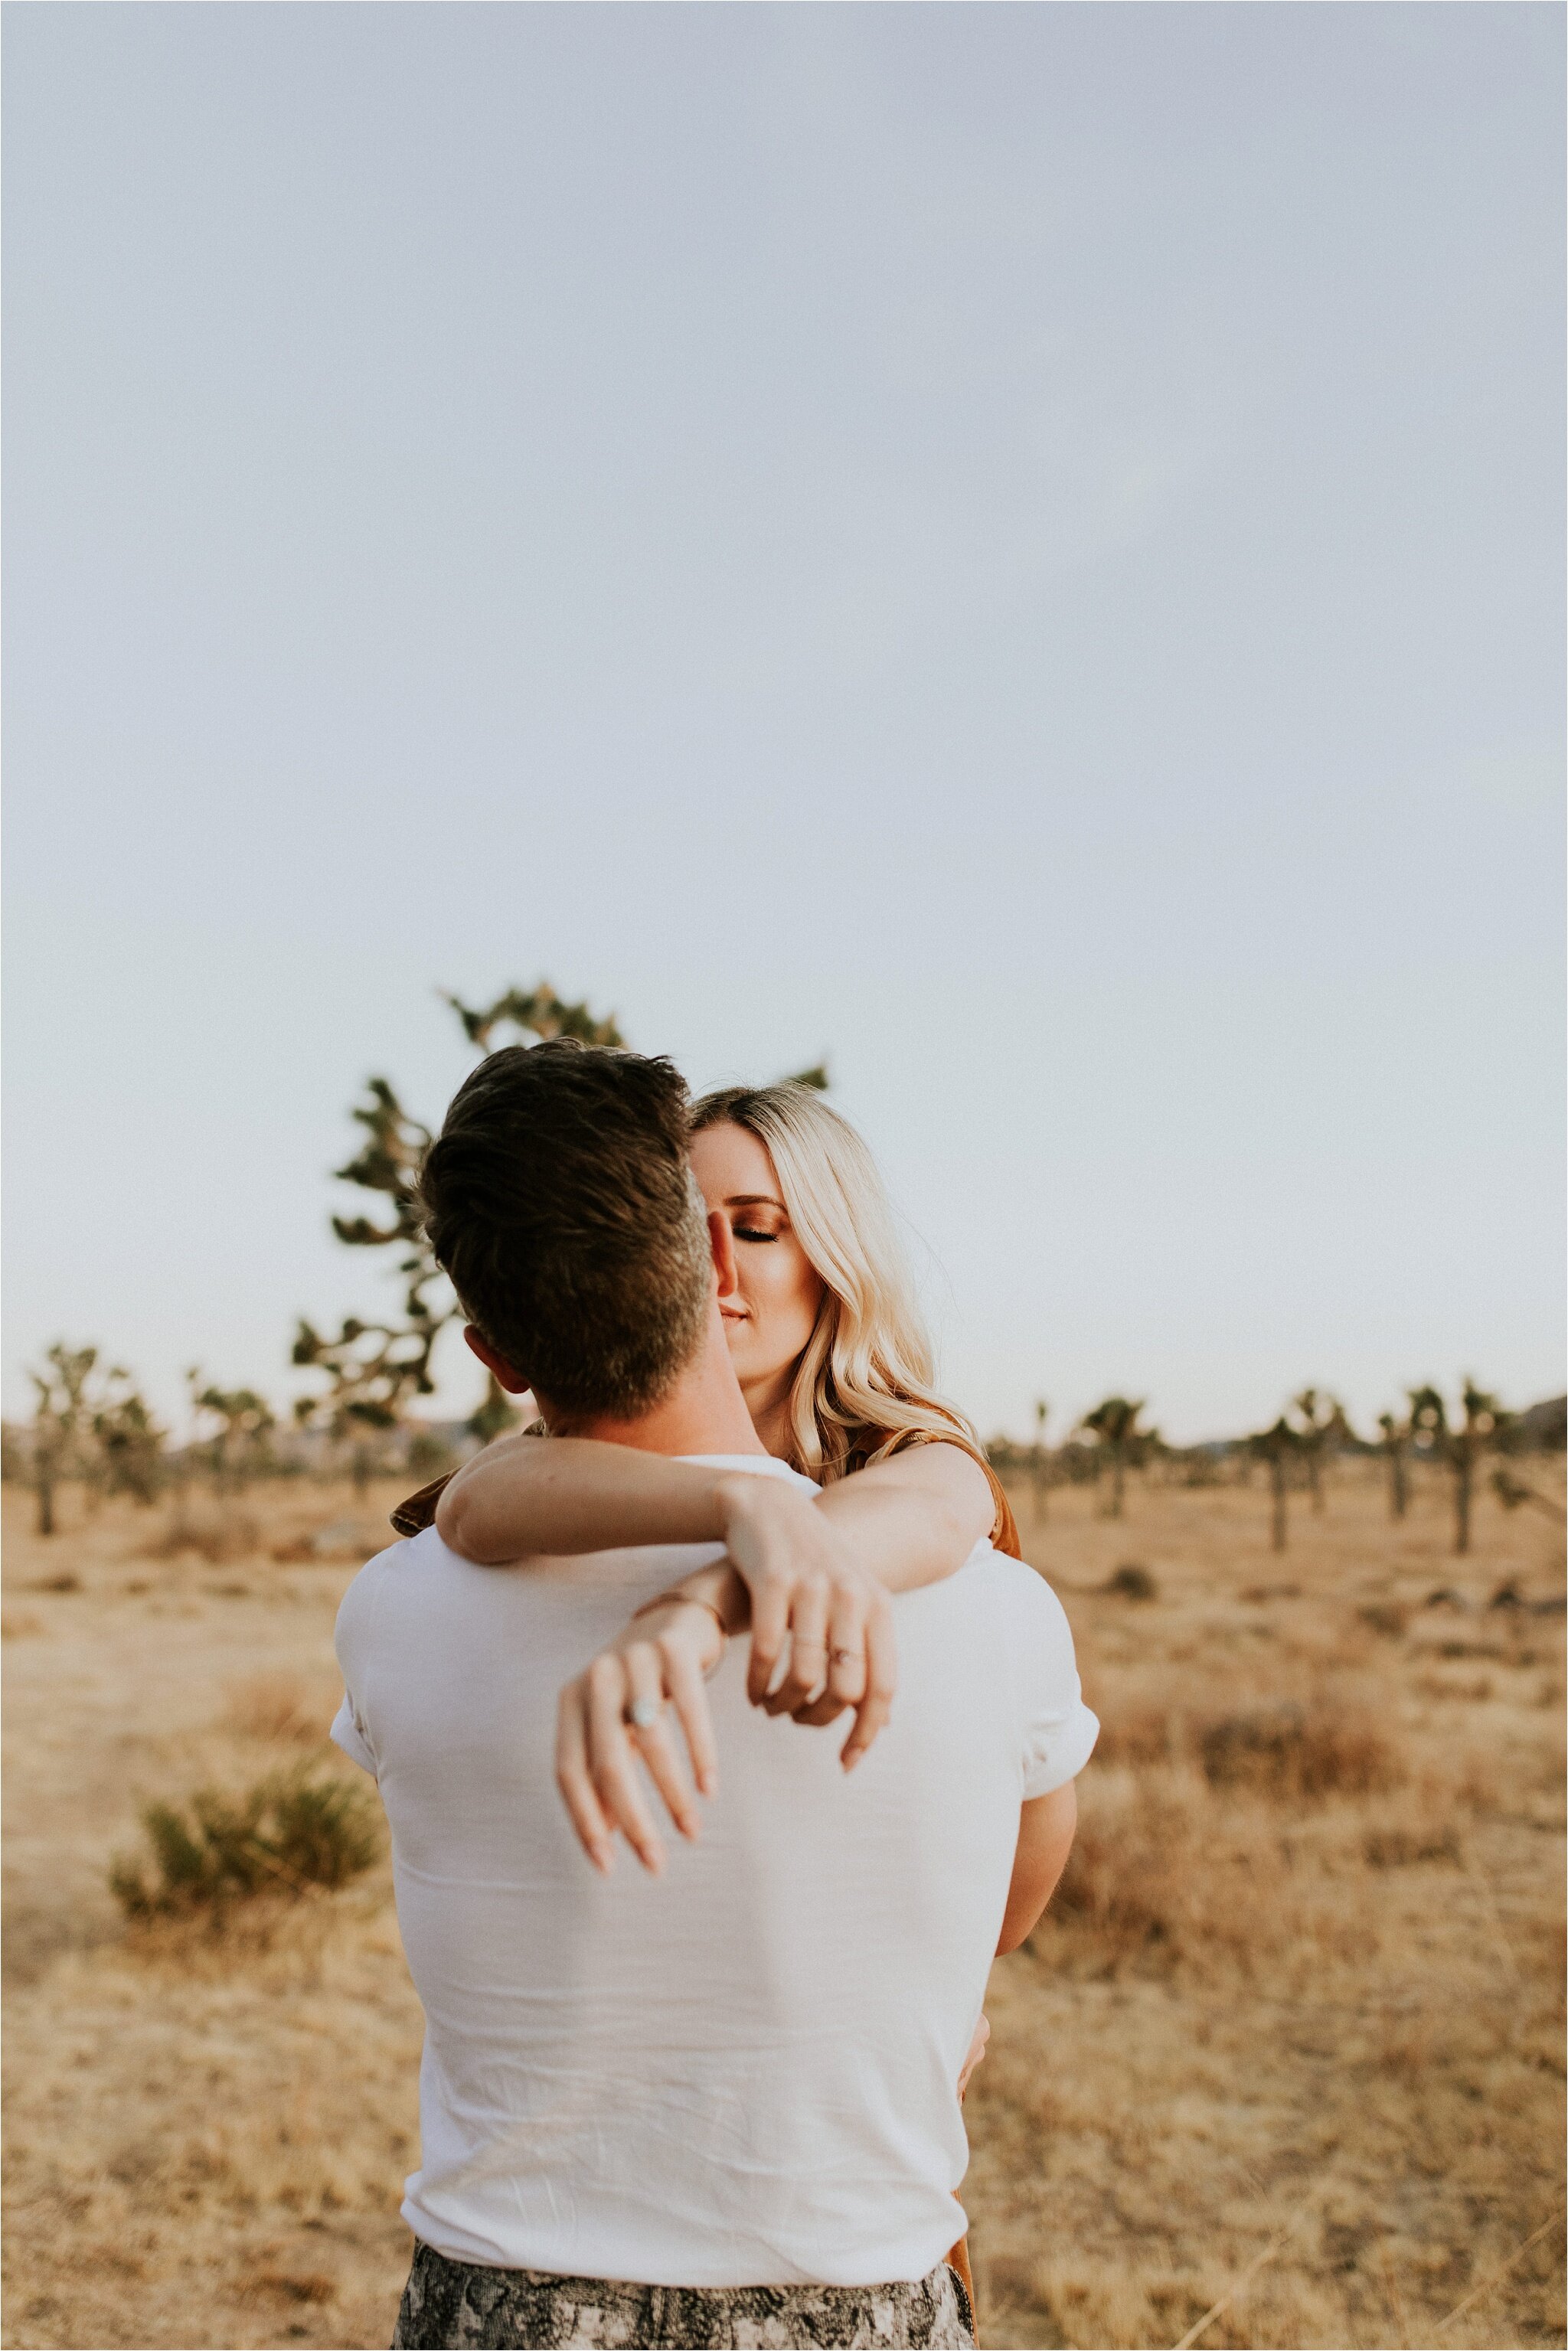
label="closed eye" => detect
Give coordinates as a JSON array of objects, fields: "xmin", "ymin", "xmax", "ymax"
[{"xmin": 734, "ymin": 1225, "xmax": 780, "ymax": 1242}]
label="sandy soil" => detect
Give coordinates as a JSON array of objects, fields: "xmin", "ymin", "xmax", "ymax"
[{"xmin": 2, "ymin": 1462, "xmax": 1563, "ymax": 2350}]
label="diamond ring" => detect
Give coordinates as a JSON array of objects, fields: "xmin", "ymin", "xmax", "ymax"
[
  {"xmin": 831, "ymin": 1648, "xmax": 860, "ymax": 1667},
  {"xmin": 626, "ymin": 1696, "xmax": 662, "ymax": 1730}
]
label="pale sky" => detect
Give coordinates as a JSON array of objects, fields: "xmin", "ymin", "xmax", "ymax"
[{"xmin": 5, "ymin": 2, "xmax": 1563, "ymax": 1445}]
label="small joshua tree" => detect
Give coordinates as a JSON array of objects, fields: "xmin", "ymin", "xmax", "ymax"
[
  {"xmin": 187, "ymin": 1374, "xmax": 276, "ymax": 1495},
  {"xmin": 90, "ymin": 1371, "xmax": 167, "ymax": 1505},
  {"xmin": 1250, "ymin": 1415, "xmax": 1301, "ymax": 1553},
  {"xmin": 1377, "ymin": 1409, "xmax": 1410, "ymax": 1521},
  {"xmin": 27, "ymin": 1342, "xmax": 99, "ymax": 1535},
  {"xmin": 1289, "ymin": 1389, "xmax": 1351, "ymax": 1513},
  {"xmin": 1407, "ymin": 1383, "xmax": 1513, "ymax": 1556},
  {"xmin": 1077, "ymin": 1398, "xmax": 1155, "ymax": 1520},
  {"xmin": 1027, "ymin": 1400, "xmax": 1050, "ymax": 1526}
]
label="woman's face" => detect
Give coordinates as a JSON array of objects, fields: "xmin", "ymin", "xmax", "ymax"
[{"xmin": 688, "ymin": 1121, "xmax": 825, "ymax": 1406}]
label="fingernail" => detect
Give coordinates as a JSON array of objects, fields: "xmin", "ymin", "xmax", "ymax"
[{"xmin": 591, "ymin": 1845, "xmax": 612, "ymax": 1873}]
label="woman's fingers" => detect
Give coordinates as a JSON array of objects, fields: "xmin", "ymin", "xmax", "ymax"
[
  {"xmin": 662, "ymin": 1638, "xmax": 719, "ymax": 1800},
  {"xmin": 789, "ymin": 1586, "xmax": 865, "ymax": 1726},
  {"xmin": 622, "ymin": 1644, "xmax": 701, "ymax": 1844},
  {"xmin": 958, "ymin": 2012, "xmax": 991, "ymax": 2100},
  {"xmin": 555, "ymin": 1683, "xmax": 615, "ymax": 1873},
  {"xmin": 746, "ymin": 1568, "xmax": 792, "ymax": 1708},
  {"xmin": 586, "ymin": 1654, "xmax": 666, "ymax": 1874},
  {"xmin": 824, "ymin": 1590, "xmax": 869, "ymax": 1706},
  {"xmin": 765, "ymin": 1577, "xmax": 830, "ymax": 1715},
  {"xmin": 839, "ymin": 1589, "xmax": 897, "ymax": 1771}
]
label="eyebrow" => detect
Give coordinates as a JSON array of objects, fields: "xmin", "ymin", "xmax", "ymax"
[{"xmin": 726, "ymin": 1193, "xmax": 787, "ymax": 1211}]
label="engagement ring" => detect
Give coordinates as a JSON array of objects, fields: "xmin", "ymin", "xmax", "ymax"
[
  {"xmin": 831, "ymin": 1648, "xmax": 859, "ymax": 1667},
  {"xmin": 626, "ymin": 1696, "xmax": 662, "ymax": 1729}
]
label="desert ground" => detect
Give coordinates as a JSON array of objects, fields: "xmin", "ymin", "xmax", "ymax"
[{"xmin": 2, "ymin": 1459, "xmax": 1563, "ymax": 2351}]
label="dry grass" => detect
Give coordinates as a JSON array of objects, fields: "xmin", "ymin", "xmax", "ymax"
[{"xmin": 2, "ymin": 1464, "xmax": 1563, "ymax": 2349}]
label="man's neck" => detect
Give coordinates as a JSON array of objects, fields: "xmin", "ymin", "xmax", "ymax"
[{"xmin": 541, "ymin": 1308, "xmax": 769, "ymax": 1460}]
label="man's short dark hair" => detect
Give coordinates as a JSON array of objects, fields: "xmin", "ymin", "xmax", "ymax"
[{"xmin": 418, "ymin": 1041, "xmax": 710, "ymax": 1419}]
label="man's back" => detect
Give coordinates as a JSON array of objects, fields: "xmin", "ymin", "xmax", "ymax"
[{"xmin": 334, "ymin": 1457, "xmax": 1096, "ymax": 2289}]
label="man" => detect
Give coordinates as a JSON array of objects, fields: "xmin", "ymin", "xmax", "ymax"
[{"xmin": 332, "ymin": 1041, "xmax": 1097, "ymax": 2350}]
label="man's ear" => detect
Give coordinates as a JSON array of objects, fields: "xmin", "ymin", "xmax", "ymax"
[
  {"xmin": 462, "ymin": 1326, "xmax": 531, "ymax": 1393},
  {"xmin": 707, "ymin": 1209, "xmax": 740, "ymax": 1303}
]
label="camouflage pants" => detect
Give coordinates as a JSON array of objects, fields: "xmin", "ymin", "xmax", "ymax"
[{"xmin": 391, "ymin": 2240, "xmax": 975, "ymax": 2349}]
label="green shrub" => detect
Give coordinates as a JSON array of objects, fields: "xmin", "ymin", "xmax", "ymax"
[{"xmin": 109, "ymin": 1765, "xmax": 381, "ymax": 1916}]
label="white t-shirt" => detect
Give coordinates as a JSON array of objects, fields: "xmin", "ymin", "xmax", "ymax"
[{"xmin": 332, "ymin": 1453, "xmax": 1097, "ymax": 2288}]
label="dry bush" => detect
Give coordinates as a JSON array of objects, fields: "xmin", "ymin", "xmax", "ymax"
[
  {"xmin": 1195, "ymin": 1700, "xmax": 1400, "ymax": 1800},
  {"xmin": 139, "ymin": 1512, "xmax": 260, "ymax": 1566},
  {"xmin": 1093, "ymin": 1696, "xmax": 1402, "ymax": 1801},
  {"xmin": 109, "ymin": 1768, "xmax": 381, "ymax": 1918},
  {"xmin": 1042, "ymin": 1772, "xmax": 1298, "ymax": 1975}
]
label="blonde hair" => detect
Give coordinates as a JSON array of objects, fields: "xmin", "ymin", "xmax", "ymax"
[{"xmin": 690, "ymin": 1082, "xmax": 988, "ymax": 1487}]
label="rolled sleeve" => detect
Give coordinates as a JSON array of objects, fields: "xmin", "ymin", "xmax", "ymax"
[
  {"xmin": 1014, "ymin": 1571, "xmax": 1099, "ymax": 1797},
  {"xmin": 331, "ymin": 1691, "xmax": 379, "ymax": 1778},
  {"xmin": 1022, "ymin": 1696, "xmax": 1099, "ymax": 1798}
]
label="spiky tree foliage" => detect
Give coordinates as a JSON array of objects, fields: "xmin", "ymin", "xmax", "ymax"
[
  {"xmin": 27, "ymin": 1343, "xmax": 100, "ymax": 1535},
  {"xmin": 1377, "ymin": 1409, "xmax": 1410, "ymax": 1522},
  {"xmin": 442, "ymin": 986, "xmax": 626, "ymax": 1056},
  {"xmin": 1077, "ymin": 1397, "xmax": 1155, "ymax": 1520},
  {"xmin": 1289, "ymin": 1388, "xmax": 1351, "ymax": 1513},
  {"xmin": 1250, "ymin": 1415, "xmax": 1301, "ymax": 1553},
  {"xmin": 295, "ymin": 986, "xmax": 625, "ymax": 1464}
]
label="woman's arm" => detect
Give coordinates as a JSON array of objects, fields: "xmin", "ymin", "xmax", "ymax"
[
  {"xmin": 996, "ymin": 1782, "xmax": 1078, "ymax": 1954},
  {"xmin": 435, "ymin": 1430, "xmax": 995, "ymax": 1587},
  {"xmin": 436, "ymin": 1435, "xmax": 737, "ymax": 1561}
]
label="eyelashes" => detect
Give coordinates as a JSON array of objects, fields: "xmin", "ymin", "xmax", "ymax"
[{"xmin": 733, "ymin": 1226, "xmax": 781, "ymax": 1243}]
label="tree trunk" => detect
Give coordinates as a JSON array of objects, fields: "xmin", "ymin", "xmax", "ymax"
[
  {"xmin": 1454, "ymin": 1448, "xmax": 1472, "ymax": 1555},
  {"xmin": 1387, "ymin": 1442, "xmax": 1407, "ymax": 1520},
  {"xmin": 1109, "ymin": 1450, "xmax": 1125, "ymax": 1520},
  {"xmin": 1270, "ymin": 1455, "xmax": 1288, "ymax": 1552},
  {"xmin": 35, "ymin": 1463, "xmax": 55, "ymax": 1537},
  {"xmin": 1306, "ymin": 1451, "xmax": 1324, "ymax": 1513},
  {"xmin": 1031, "ymin": 1454, "xmax": 1048, "ymax": 1527}
]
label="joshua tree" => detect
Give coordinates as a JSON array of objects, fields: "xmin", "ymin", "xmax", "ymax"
[
  {"xmin": 27, "ymin": 1342, "xmax": 100, "ymax": 1535},
  {"xmin": 1250, "ymin": 1416, "xmax": 1301, "ymax": 1553},
  {"xmin": 1078, "ymin": 1398, "xmax": 1155, "ymax": 1520},
  {"xmin": 1377, "ymin": 1409, "xmax": 1410, "ymax": 1521},
  {"xmin": 1289, "ymin": 1389, "xmax": 1351, "ymax": 1513},
  {"xmin": 1408, "ymin": 1383, "xmax": 1513, "ymax": 1556},
  {"xmin": 296, "ymin": 986, "xmax": 625, "ymax": 1464},
  {"xmin": 90, "ymin": 1371, "xmax": 167, "ymax": 1505},
  {"xmin": 1029, "ymin": 1399, "xmax": 1050, "ymax": 1526},
  {"xmin": 188, "ymin": 1375, "xmax": 276, "ymax": 1495},
  {"xmin": 1451, "ymin": 1383, "xmax": 1511, "ymax": 1555}
]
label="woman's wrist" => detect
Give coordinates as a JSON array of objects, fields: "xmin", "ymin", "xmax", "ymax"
[{"xmin": 664, "ymin": 1560, "xmax": 751, "ymax": 1635}]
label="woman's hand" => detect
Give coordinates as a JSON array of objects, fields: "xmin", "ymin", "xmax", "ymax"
[
  {"xmin": 958, "ymin": 2013, "xmax": 990, "ymax": 2101},
  {"xmin": 555, "ymin": 1599, "xmax": 725, "ymax": 1876},
  {"xmin": 713, "ymin": 1476, "xmax": 897, "ymax": 1770}
]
